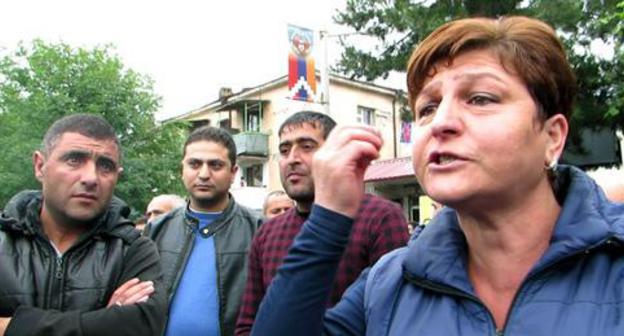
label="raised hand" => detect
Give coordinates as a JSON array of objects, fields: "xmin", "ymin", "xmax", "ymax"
[{"xmin": 312, "ymin": 125, "xmax": 383, "ymax": 218}]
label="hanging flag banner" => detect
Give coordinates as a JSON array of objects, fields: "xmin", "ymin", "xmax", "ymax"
[
  {"xmin": 287, "ymin": 24, "xmax": 316, "ymax": 102},
  {"xmin": 400, "ymin": 121, "xmax": 412, "ymax": 143}
]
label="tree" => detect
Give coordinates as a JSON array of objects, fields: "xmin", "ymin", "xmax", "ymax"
[
  {"xmin": 0, "ymin": 40, "xmax": 187, "ymax": 216},
  {"xmin": 334, "ymin": 0, "xmax": 622, "ymax": 133},
  {"xmin": 597, "ymin": 1, "xmax": 624, "ymax": 123}
]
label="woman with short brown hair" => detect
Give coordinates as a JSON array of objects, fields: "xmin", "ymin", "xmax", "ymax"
[{"xmin": 251, "ymin": 16, "xmax": 624, "ymax": 335}]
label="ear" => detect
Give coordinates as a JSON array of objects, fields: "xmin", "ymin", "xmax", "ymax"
[
  {"xmin": 33, "ymin": 151, "xmax": 46, "ymax": 183},
  {"xmin": 231, "ymin": 165, "xmax": 239, "ymax": 184},
  {"xmin": 543, "ymin": 114, "xmax": 568, "ymax": 164}
]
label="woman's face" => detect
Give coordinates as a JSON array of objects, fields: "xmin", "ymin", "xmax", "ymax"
[{"xmin": 411, "ymin": 49, "xmax": 566, "ymax": 210}]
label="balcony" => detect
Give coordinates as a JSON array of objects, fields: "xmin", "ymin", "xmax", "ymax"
[{"xmin": 233, "ymin": 131, "xmax": 269, "ymax": 157}]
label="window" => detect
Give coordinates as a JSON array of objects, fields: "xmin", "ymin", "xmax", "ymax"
[
  {"xmin": 410, "ymin": 206, "xmax": 420, "ymax": 224},
  {"xmin": 357, "ymin": 106, "xmax": 375, "ymax": 126},
  {"xmin": 409, "ymin": 195, "xmax": 420, "ymax": 224},
  {"xmin": 245, "ymin": 103, "xmax": 262, "ymax": 132},
  {"xmin": 243, "ymin": 164, "xmax": 263, "ymax": 187},
  {"xmin": 246, "ymin": 111, "xmax": 260, "ymax": 132}
]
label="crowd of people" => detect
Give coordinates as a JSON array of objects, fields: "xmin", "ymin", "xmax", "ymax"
[{"xmin": 1, "ymin": 15, "xmax": 623, "ymax": 336}]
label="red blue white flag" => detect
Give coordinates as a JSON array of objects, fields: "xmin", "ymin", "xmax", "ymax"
[{"xmin": 287, "ymin": 25, "xmax": 316, "ymax": 102}]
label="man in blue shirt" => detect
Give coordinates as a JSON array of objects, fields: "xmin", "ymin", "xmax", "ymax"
[{"xmin": 146, "ymin": 126, "xmax": 261, "ymax": 335}]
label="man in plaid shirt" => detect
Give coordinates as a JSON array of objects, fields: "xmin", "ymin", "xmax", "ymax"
[{"xmin": 235, "ymin": 111, "xmax": 409, "ymax": 335}]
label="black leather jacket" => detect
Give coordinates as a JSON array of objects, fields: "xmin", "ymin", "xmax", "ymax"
[
  {"xmin": 146, "ymin": 197, "xmax": 261, "ymax": 336},
  {"xmin": 0, "ymin": 191, "xmax": 166, "ymax": 336}
]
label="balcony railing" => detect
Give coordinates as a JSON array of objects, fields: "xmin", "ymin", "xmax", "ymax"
[{"xmin": 233, "ymin": 132, "xmax": 269, "ymax": 157}]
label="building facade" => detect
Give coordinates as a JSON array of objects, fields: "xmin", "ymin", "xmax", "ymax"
[{"xmin": 167, "ymin": 74, "xmax": 415, "ymax": 214}]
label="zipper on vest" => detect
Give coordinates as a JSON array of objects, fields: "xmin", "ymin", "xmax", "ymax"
[
  {"xmin": 35, "ymin": 235, "xmax": 61, "ymax": 309},
  {"xmin": 49, "ymin": 255, "xmax": 65, "ymax": 309},
  {"xmin": 404, "ymin": 274, "xmax": 499, "ymax": 334},
  {"xmin": 55, "ymin": 257, "xmax": 63, "ymax": 279}
]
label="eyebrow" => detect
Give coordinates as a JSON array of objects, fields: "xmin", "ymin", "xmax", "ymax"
[
  {"xmin": 184, "ymin": 158, "xmax": 227, "ymax": 164},
  {"xmin": 453, "ymin": 72, "xmax": 506, "ymax": 85},
  {"xmin": 59, "ymin": 150, "xmax": 90, "ymax": 160},
  {"xmin": 60, "ymin": 150, "xmax": 117, "ymax": 162},
  {"xmin": 418, "ymin": 81, "xmax": 442, "ymax": 101},
  {"xmin": 96, "ymin": 156, "xmax": 119, "ymax": 167},
  {"xmin": 417, "ymin": 72, "xmax": 507, "ymax": 102},
  {"xmin": 279, "ymin": 136, "xmax": 319, "ymax": 147}
]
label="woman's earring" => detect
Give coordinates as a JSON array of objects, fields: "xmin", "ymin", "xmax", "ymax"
[{"xmin": 544, "ymin": 158, "xmax": 558, "ymax": 172}]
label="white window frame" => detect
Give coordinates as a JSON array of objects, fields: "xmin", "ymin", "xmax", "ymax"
[{"xmin": 357, "ymin": 106, "xmax": 376, "ymax": 126}]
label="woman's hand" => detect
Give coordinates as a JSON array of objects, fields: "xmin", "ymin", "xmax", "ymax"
[{"xmin": 312, "ymin": 125, "xmax": 383, "ymax": 218}]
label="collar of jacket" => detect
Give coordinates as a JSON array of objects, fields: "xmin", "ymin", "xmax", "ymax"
[
  {"xmin": 182, "ymin": 193, "xmax": 237, "ymax": 235},
  {"xmin": 401, "ymin": 165, "xmax": 624, "ymax": 294},
  {"xmin": 0, "ymin": 190, "xmax": 134, "ymax": 240}
]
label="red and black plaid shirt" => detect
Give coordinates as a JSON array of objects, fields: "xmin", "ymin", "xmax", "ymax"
[{"xmin": 235, "ymin": 194, "xmax": 409, "ymax": 335}]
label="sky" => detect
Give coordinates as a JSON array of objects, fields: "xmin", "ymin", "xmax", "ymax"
[{"xmin": 1, "ymin": 0, "xmax": 404, "ymax": 121}]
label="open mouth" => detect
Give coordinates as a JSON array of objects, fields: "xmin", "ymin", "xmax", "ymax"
[
  {"xmin": 438, "ymin": 154, "xmax": 457, "ymax": 165},
  {"xmin": 430, "ymin": 152, "xmax": 461, "ymax": 166}
]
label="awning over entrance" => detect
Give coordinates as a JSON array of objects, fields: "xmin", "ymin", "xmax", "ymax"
[{"xmin": 364, "ymin": 156, "xmax": 414, "ymax": 182}]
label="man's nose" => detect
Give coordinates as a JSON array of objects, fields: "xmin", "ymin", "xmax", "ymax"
[
  {"xmin": 80, "ymin": 160, "xmax": 98, "ymax": 189},
  {"xmin": 285, "ymin": 147, "xmax": 301, "ymax": 163},
  {"xmin": 198, "ymin": 163, "xmax": 211, "ymax": 179}
]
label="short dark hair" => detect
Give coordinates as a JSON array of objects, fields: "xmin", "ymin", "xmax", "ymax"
[
  {"xmin": 42, "ymin": 114, "xmax": 120, "ymax": 157},
  {"xmin": 278, "ymin": 111, "xmax": 336, "ymax": 140},
  {"xmin": 183, "ymin": 126, "xmax": 237, "ymax": 166}
]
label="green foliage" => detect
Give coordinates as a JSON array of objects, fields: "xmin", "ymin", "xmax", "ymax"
[
  {"xmin": 334, "ymin": 0, "xmax": 623, "ymax": 131},
  {"xmin": 0, "ymin": 40, "xmax": 187, "ymax": 216},
  {"xmin": 597, "ymin": 1, "xmax": 624, "ymax": 125}
]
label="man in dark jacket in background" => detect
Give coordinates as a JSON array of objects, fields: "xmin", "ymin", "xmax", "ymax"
[
  {"xmin": 146, "ymin": 126, "xmax": 262, "ymax": 336},
  {"xmin": 0, "ymin": 114, "xmax": 166, "ymax": 336}
]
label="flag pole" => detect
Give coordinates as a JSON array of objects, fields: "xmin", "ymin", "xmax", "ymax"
[{"xmin": 319, "ymin": 29, "xmax": 330, "ymax": 116}]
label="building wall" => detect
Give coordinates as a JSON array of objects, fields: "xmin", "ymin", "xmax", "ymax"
[{"xmin": 326, "ymin": 80, "xmax": 400, "ymax": 160}]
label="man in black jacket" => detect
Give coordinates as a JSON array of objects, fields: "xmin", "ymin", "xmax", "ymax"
[
  {"xmin": 0, "ymin": 114, "xmax": 166, "ymax": 336},
  {"xmin": 146, "ymin": 126, "xmax": 261, "ymax": 336}
]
